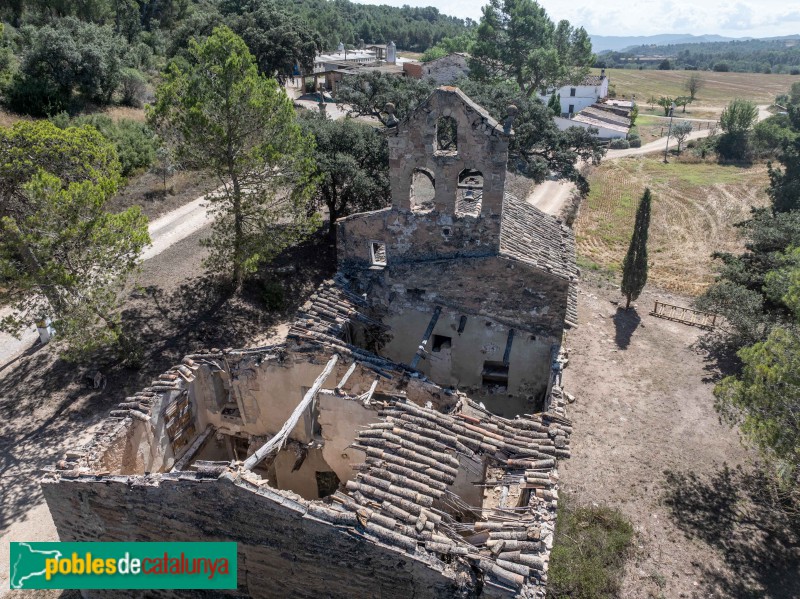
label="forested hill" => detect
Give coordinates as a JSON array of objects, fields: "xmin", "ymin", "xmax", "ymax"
[
  {"xmin": 290, "ymin": 0, "xmax": 471, "ymax": 50},
  {"xmin": 601, "ymin": 37, "xmax": 800, "ymax": 73},
  {"xmin": 0, "ymin": 0, "xmax": 471, "ymax": 116},
  {"xmin": 1, "ymin": 0, "xmax": 470, "ymax": 51}
]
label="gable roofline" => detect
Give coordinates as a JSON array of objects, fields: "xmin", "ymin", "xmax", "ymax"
[{"xmin": 390, "ymin": 86, "xmax": 512, "ymax": 140}]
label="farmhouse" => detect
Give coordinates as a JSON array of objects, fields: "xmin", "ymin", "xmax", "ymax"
[
  {"xmin": 540, "ymin": 70, "xmax": 610, "ymax": 116},
  {"xmin": 42, "ymin": 87, "xmax": 578, "ymax": 599}
]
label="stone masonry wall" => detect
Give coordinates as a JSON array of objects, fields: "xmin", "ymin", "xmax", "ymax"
[
  {"xmin": 42, "ymin": 472, "xmax": 491, "ymax": 599},
  {"xmin": 387, "ymin": 87, "xmax": 509, "ymax": 217}
]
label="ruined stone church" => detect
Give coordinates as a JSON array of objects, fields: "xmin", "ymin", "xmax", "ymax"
[{"xmin": 43, "ymin": 87, "xmax": 578, "ymax": 598}]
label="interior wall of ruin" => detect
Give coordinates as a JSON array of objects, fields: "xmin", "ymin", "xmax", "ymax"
[
  {"xmin": 379, "ymin": 306, "xmax": 552, "ymax": 404},
  {"xmin": 317, "ymin": 393, "xmax": 382, "ymax": 486},
  {"xmin": 42, "ymin": 475, "xmax": 486, "ymax": 599},
  {"xmin": 97, "ymin": 390, "xmax": 176, "ymax": 475}
]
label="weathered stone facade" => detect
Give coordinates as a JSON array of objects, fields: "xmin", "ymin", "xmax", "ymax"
[
  {"xmin": 336, "ymin": 87, "xmax": 578, "ymax": 414},
  {"xmin": 422, "ymin": 53, "xmax": 471, "ymax": 86}
]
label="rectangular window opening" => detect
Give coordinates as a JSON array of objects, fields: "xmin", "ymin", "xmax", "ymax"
[
  {"xmin": 431, "ymin": 334, "xmax": 452, "ymax": 352},
  {"xmin": 370, "ymin": 241, "xmax": 387, "ymax": 267},
  {"xmin": 482, "ymin": 361, "xmax": 509, "ymax": 390},
  {"xmin": 568, "ymin": 104, "xmax": 575, "ymax": 114},
  {"xmin": 570, "ymin": 88, "xmax": 576, "ymax": 97}
]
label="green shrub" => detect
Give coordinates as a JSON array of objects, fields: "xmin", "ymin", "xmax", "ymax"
[
  {"xmin": 609, "ymin": 138, "xmax": 630, "ymax": 149},
  {"xmin": 6, "ymin": 72, "xmax": 68, "ymax": 116},
  {"xmin": 262, "ymin": 280, "xmax": 285, "ymax": 311},
  {"xmin": 547, "ymin": 499, "xmax": 634, "ymax": 599},
  {"xmin": 628, "ymin": 138, "xmax": 642, "ymax": 148},
  {"xmin": 51, "ymin": 113, "xmax": 157, "ymax": 176},
  {"xmin": 119, "ymin": 67, "xmax": 147, "ymax": 107}
]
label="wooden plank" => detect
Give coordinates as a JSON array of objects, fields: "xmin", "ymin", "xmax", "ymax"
[{"xmin": 243, "ymin": 354, "xmax": 339, "ymax": 471}]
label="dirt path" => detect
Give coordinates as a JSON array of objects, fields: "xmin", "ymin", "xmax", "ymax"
[{"xmin": 561, "ymin": 278, "xmax": 799, "ymax": 598}]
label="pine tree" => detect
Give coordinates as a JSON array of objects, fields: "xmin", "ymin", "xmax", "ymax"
[{"xmin": 621, "ymin": 188, "xmax": 652, "ymax": 309}]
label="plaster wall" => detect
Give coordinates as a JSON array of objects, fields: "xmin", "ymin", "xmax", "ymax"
[
  {"xmin": 273, "ymin": 447, "xmax": 335, "ymax": 500},
  {"xmin": 380, "ymin": 306, "xmax": 552, "ymax": 403},
  {"xmin": 318, "ymin": 394, "xmax": 382, "ymax": 485}
]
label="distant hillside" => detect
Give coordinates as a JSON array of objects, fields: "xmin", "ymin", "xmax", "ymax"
[
  {"xmin": 596, "ymin": 36, "xmax": 800, "ymax": 74},
  {"xmin": 591, "ymin": 34, "xmax": 737, "ymax": 53}
]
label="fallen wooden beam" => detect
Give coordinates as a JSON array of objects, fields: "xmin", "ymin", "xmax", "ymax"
[{"xmin": 243, "ymin": 354, "xmax": 339, "ymax": 471}]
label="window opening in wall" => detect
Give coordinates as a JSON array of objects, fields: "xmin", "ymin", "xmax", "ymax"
[
  {"xmin": 316, "ymin": 470, "xmax": 340, "ymax": 498},
  {"xmin": 570, "ymin": 87, "xmax": 576, "ymax": 97},
  {"xmin": 431, "ymin": 334, "xmax": 452, "ymax": 352},
  {"xmin": 410, "ymin": 168, "xmax": 435, "ymax": 212},
  {"xmin": 482, "ymin": 361, "xmax": 509, "ymax": 391},
  {"xmin": 458, "ymin": 315, "xmax": 467, "ymax": 334},
  {"xmin": 568, "ymin": 104, "xmax": 575, "ymax": 114},
  {"xmin": 456, "ymin": 168, "xmax": 484, "ymax": 216},
  {"xmin": 442, "ymin": 226, "xmax": 452, "ymax": 237},
  {"xmin": 435, "ymin": 116, "xmax": 458, "ymax": 153},
  {"xmin": 370, "ymin": 241, "xmax": 387, "ymax": 267}
]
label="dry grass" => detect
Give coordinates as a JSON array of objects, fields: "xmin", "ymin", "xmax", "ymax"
[
  {"xmin": 575, "ymin": 155, "xmax": 770, "ymax": 295},
  {"xmin": 0, "ymin": 108, "xmax": 30, "ymax": 127},
  {"xmin": 598, "ymin": 67, "xmax": 799, "ymax": 106}
]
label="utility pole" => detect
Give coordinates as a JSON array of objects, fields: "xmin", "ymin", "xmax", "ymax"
[{"xmin": 663, "ymin": 102, "xmax": 676, "ymax": 163}]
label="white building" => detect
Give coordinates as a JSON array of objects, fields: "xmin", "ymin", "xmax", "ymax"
[{"xmin": 540, "ymin": 71, "xmax": 609, "ymax": 116}]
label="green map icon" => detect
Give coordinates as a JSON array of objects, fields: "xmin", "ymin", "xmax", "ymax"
[{"xmin": 10, "ymin": 542, "xmax": 63, "ymax": 589}]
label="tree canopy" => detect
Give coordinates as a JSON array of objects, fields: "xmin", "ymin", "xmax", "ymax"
[
  {"xmin": 0, "ymin": 121, "xmax": 149, "ymax": 359},
  {"xmin": 149, "ymin": 26, "xmax": 318, "ymax": 287},
  {"xmin": 469, "ymin": 0, "xmax": 593, "ymax": 96},
  {"xmin": 299, "ymin": 112, "xmax": 390, "ymax": 236}
]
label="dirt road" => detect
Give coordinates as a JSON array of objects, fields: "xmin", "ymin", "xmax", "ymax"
[{"xmin": 0, "ymin": 190, "xmax": 218, "ymax": 369}]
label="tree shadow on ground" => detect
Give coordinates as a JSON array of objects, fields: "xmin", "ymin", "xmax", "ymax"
[
  {"xmin": 0, "ymin": 232, "xmax": 336, "ymax": 535},
  {"xmin": 663, "ymin": 465, "xmax": 800, "ymax": 598},
  {"xmin": 612, "ymin": 306, "xmax": 642, "ymax": 350},
  {"xmin": 0, "ymin": 348, "xmax": 109, "ymax": 534},
  {"xmin": 692, "ymin": 332, "xmax": 742, "ymax": 384}
]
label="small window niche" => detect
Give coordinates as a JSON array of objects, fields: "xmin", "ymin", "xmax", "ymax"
[
  {"xmin": 435, "ymin": 116, "xmax": 458, "ymax": 154},
  {"xmin": 482, "ymin": 361, "xmax": 509, "ymax": 391},
  {"xmin": 570, "ymin": 87, "xmax": 576, "ymax": 97},
  {"xmin": 370, "ymin": 241, "xmax": 387, "ymax": 268},
  {"xmin": 315, "ymin": 470, "xmax": 340, "ymax": 498},
  {"xmin": 431, "ymin": 334, "xmax": 452, "ymax": 352}
]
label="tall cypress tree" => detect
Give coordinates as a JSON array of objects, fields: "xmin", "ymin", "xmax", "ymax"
[{"xmin": 621, "ymin": 188, "xmax": 652, "ymax": 309}]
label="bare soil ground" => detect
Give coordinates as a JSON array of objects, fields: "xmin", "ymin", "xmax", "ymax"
[
  {"xmin": 575, "ymin": 155, "xmax": 770, "ymax": 295},
  {"xmin": 562, "ymin": 274, "xmax": 800, "ymax": 599},
  {"xmin": 0, "ymin": 227, "xmax": 335, "ymax": 596}
]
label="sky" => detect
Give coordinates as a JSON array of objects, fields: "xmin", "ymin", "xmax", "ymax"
[{"xmin": 352, "ymin": 0, "xmax": 800, "ymax": 38}]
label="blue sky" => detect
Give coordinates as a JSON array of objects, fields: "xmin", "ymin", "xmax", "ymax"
[{"xmin": 352, "ymin": 0, "xmax": 800, "ymax": 38}]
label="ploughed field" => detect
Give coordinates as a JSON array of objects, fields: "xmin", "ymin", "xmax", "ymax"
[{"xmin": 575, "ymin": 156, "xmax": 770, "ymax": 296}]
